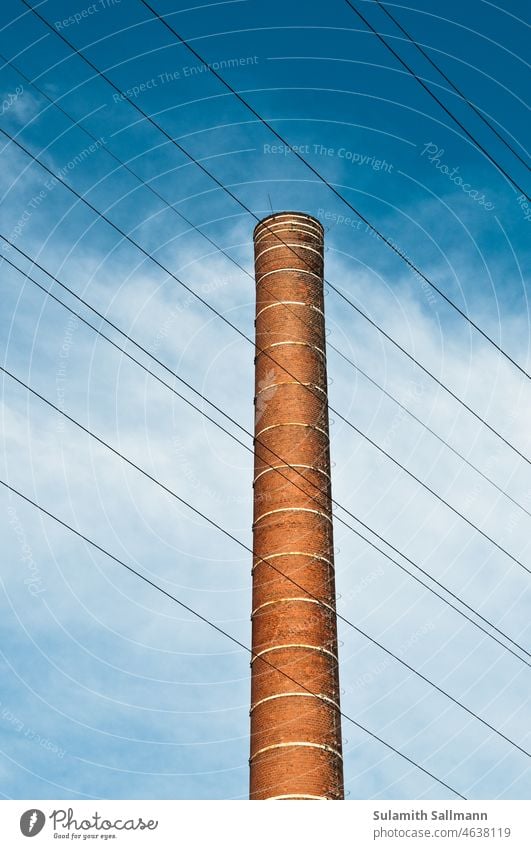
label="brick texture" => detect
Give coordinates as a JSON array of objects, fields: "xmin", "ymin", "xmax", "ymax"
[{"xmin": 250, "ymin": 212, "xmax": 344, "ymax": 800}]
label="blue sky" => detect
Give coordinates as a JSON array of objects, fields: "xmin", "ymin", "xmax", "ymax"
[{"xmin": 0, "ymin": 0, "xmax": 530, "ymax": 800}]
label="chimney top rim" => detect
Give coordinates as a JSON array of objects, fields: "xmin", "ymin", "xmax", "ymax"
[{"xmin": 254, "ymin": 212, "xmax": 324, "ymax": 237}]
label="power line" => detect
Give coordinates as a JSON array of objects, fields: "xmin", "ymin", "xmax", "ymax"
[
  {"xmin": 0, "ymin": 50, "xmax": 257, "ymax": 294},
  {"xmin": 2, "ymin": 365, "xmax": 529, "ymax": 761},
  {"xmin": 373, "ymin": 0, "xmax": 530, "ymax": 171},
  {"xmin": 3, "ymin": 49, "xmax": 530, "ymax": 525},
  {"xmin": 324, "ymin": 278, "xmax": 531, "ymax": 469},
  {"xmin": 343, "ymin": 0, "xmax": 530, "ymax": 200},
  {"xmin": 4, "ymin": 25, "xmax": 529, "ymax": 782},
  {"xmin": 2, "ymin": 127, "xmax": 530, "ymax": 583},
  {"xmin": 6, "ymin": 28, "xmax": 523, "ymax": 780},
  {"xmin": 136, "ymin": 0, "xmax": 531, "ymax": 379},
  {"xmin": 5, "ymin": 236, "xmax": 531, "ymax": 666},
  {"xmin": 3, "ymin": 238, "xmax": 529, "ymax": 667},
  {"xmin": 0, "ymin": 478, "xmax": 468, "ymax": 799},
  {"xmin": 18, "ymin": 5, "xmax": 531, "ymax": 466},
  {"xmin": 6, "ymin": 15, "xmax": 531, "ymax": 580}
]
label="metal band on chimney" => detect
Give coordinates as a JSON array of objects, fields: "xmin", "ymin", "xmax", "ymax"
[{"xmin": 250, "ymin": 742, "xmax": 343, "ymax": 762}]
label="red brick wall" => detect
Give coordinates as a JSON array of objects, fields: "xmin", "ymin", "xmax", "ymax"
[{"xmin": 250, "ymin": 212, "xmax": 344, "ymax": 800}]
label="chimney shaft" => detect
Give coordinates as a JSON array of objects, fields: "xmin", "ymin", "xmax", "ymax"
[{"xmin": 250, "ymin": 212, "xmax": 344, "ymax": 800}]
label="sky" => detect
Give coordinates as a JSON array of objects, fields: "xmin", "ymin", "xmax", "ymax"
[{"xmin": 0, "ymin": 0, "xmax": 530, "ymax": 801}]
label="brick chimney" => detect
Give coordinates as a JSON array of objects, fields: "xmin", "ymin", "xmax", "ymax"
[{"xmin": 249, "ymin": 212, "xmax": 344, "ymax": 800}]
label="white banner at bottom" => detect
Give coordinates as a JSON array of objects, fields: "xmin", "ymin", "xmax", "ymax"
[{"xmin": 0, "ymin": 800, "xmax": 528, "ymax": 848}]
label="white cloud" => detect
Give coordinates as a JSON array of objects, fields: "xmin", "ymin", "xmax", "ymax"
[{"xmin": 1, "ymin": 126, "xmax": 530, "ymax": 801}]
